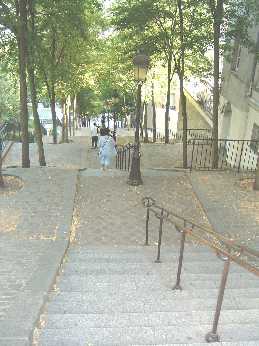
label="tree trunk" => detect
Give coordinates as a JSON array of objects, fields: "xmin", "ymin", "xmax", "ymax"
[
  {"xmin": 27, "ymin": 65, "xmax": 46, "ymax": 165},
  {"xmin": 68, "ymin": 95, "xmax": 72, "ymax": 137},
  {"xmin": 17, "ymin": 0, "xmax": 30, "ymax": 168},
  {"xmin": 152, "ymin": 81, "xmax": 157, "ymax": 143},
  {"xmin": 178, "ymin": 0, "xmax": 188, "ymax": 168},
  {"xmin": 0, "ymin": 142, "xmax": 4, "ymax": 186},
  {"xmin": 61, "ymin": 99, "xmax": 66, "ymax": 142},
  {"xmin": 74, "ymin": 95, "xmax": 78, "ymax": 131},
  {"xmin": 64, "ymin": 98, "xmax": 69, "ymax": 142},
  {"xmin": 49, "ymin": 27, "xmax": 57, "ymax": 144},
  {"xmin": 27, "ymin": 0, "xmax": 46, "ymax": 166},
  {"xmin": 143, "ymin": 102, "xmax": 148, "ymax": 143},
  {"xmin": 50, "ymin": 83, "xmax": 57, "ymax": 144},
  {"xmin": 165, "ymin": 55, "xmax": 172, "ymax": 144},
  {"xmin": 212, "ymin": 0, "xmax": 224, "ymax": 168}
]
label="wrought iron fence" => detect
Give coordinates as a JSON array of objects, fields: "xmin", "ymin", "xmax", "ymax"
[
  {"xmin": 0, "ymin": 122, "xmax": 13, "ymax": 152},
  {"xmin": 190, "ymin": 138, "xmax": 259, "ymax": 172},
  {"xmin": 142, "ymin": 196, "xmax": 259, "ymax": 343},
  {"xmin": 145, "ymin": 128, "xmax": 212, "ymax": 143},
  {"xmin": 115, "ymin": 143, "xmax": 135, "ymax": 171},
  {"xmin": 0, "ymin": 120, "xmax": 21, "ymax": 160}
]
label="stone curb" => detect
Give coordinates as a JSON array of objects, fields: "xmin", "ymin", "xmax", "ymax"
[{"xmin": 29, "ymin": 171, "xmax": 80, "ymax": 345}]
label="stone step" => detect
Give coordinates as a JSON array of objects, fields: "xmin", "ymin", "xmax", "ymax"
[
  {"xmin": 67, "ymin": 248, "xmax": 219, "ymax": 262},
  {"xmin": 43, "ymin": 309, "xmax": 259, "ymax": 329},
  {"xmin": 45, "ymin": 295, "xmax": 259, "ymax": 314},
  {"xmin": 56, "ymin": 272, "xmax": 259, "ymax": 291},
  {"xmin": 68, "ymin": 244, "xmax": 213, "ymax": 254},
  {"xmin": 62, "ymin": 261, "xmax": 247, "ymax": 275},
  {"xmin": 66, "ymin": 249, "xmax": 258, "ymax": 266},
  {"xmin": 49, "ymin": 287, "xmax": 259, "ymax": 302},
  {"xmin": 38, "ymin": 324, "xmax": 259, "ymax": 345}
]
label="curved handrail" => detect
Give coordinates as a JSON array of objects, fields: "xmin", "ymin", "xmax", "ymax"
[
  {"xmin": 142, "ymin": 196, "xmax": 259, "ymax": 342},
  {"xmin": 142, "ymin": 196, "xmax": 259, "ymax": 276}
]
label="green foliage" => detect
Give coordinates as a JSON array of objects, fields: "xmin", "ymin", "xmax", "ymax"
[
  {"xmin": 0, "ymin": 65, "xmax": 19, "ymax": 121},
  {"xmin": 78, "ymin": 88, "xmax": 103, "ymax": 116}
]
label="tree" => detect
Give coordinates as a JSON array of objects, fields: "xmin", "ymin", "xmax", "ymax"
[
  {"xmin": 0, "ymin": 66, "xmax": 19, "ymax": 121},
  {"xmin": 16, "ymin": 0, "xmax": 30, "ymax": 168},
  {"xmin": 112, "ymin": 0, "xmax": 213, "ymax": 166},
  {"xmin": 0, "ymin": 0, "xmax": 46, "ymax": 167},
  {"xmin": 207, "ymin": 0, "xmax": 224, "ymax": 168},
  {"xmin": 27, "ymin": 0, "xmax": 46, "ymax": 166},
  {"xmin": 34, "ymin": 0, "xmax": 101, "ymax": 143},
  {"xmin": 112, "ymin": 0, "xmax": 178, "ymax": 144}
]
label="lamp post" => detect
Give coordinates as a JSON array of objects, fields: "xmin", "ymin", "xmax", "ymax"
[{"xmin": 128, "ymin": 52, "xmax": 150, "ymax": 186}]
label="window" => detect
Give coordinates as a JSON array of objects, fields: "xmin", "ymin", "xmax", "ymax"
[{"xmin": 250, "ymin": 123, "xmax": 259, "ymax": 153}]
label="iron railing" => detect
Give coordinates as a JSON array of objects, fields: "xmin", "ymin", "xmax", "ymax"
[
  {"xmin": 115, "ymin": 143, "xmax": 135, "ymax": 171},
  {"xmin": 0, "ymin": 123, "xmax": 10, "ymax": 153},
  {"xmin": 142, "ymin": 196, "xmax": 259, "ymax": 343},
  {"xmin": 190, "ymin": 138, "xmax": 259, "ymax": 172},
  {"xmin": 144, "ymin": 128, "xmax": 212, "ymax": 143},
  {"xmin": 0, "ymin": 120, "xmax": 21, "ymax": 163}
]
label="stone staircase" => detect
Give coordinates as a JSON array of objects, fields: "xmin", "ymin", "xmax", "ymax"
[{"xmin": 37, "ymin": 245, "xmax": 259, "ymax": 345}]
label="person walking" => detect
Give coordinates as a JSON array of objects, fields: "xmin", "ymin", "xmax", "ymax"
[
  {"xmin": 90, "ymin": 122, "xmax": 98, "ymax": 148},
  {"xmin": 98, "ymin": 127, "xmax": 117, "ymax": 170}
]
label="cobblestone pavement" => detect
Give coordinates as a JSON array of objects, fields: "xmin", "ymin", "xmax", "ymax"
[
  {"xmin": 0, "ymin": 167, "xmax": 77, "ymax": 345},
  {"xmin": 3, "ymin": 136, "xmax": 90, "ymax": 170},
  {"xmin": 190, "ymin": 171, "xmax": 259, "ymax": 250},
  {"xmin": 73, "ymin": 171, "xmax": 210, "ymax": 246},
  {"xmin": 0, "ymin": 168, "xmax": 77, "ymax": 239}
]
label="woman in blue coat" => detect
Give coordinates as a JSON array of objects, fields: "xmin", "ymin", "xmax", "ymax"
[{"xmin": 98, "ymin": 127, "xmax": 117, "ymax": 170}]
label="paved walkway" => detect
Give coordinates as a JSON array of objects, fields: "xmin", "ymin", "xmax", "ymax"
[
  {"xmin": 0, "ymin": 167, "xmax": 77, "ymax": 345},
  {"xmin": 190, "ymin": 171, "xmax": 259, "ymax": 249},
  {"xmin": 73, "ymin": 170, "xmax": 209, "ymax": 247},
  {"xmin": 0, "ymin": 128, "xmax": 259, "ymax": 345}
]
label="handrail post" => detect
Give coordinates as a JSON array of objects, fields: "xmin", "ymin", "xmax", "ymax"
[
  {"xmin": 205, "ymin": 256, "xmax": 231, "ymax": 343},
  {"xmin": 155, "ymin": 208, "xmax": 165, "ymax": 263},
  {"xmin": 173, "ymin": 229, "xmax": 186, "ymax": 290},
  {"xmin": 142, "ymin": 197, "xmax": 155, "ymax": 246}
]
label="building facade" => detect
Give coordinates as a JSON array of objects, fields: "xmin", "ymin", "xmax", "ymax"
[
  {"xmin": 219, "ymin": 26, "xmax": 259, "ymax": 169},
  {"xmin": 219, "ymin": 27, "xmax": 259, "ymax": 141}
]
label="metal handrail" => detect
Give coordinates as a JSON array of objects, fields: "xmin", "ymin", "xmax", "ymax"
[
  {"xmin": 116, "ymin": 143, "xmax": 135, "ymax": 171},
  {"xmin": 142, "ymin": 196, "xmax": 259, "ymax": 343}
]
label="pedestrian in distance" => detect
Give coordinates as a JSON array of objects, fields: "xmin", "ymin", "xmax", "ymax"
[
  {"xmin": 90, "ymin": 122, "xmax": 98, "ymax": 149},
  {"xmin": 98, "ymin": 127, "xmax": 117, "ymax": 170}
]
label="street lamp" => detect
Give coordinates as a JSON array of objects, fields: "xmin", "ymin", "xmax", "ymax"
[{"xmin": 128, "ymin": 52, "xmax": 150, "ymax": 186}]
